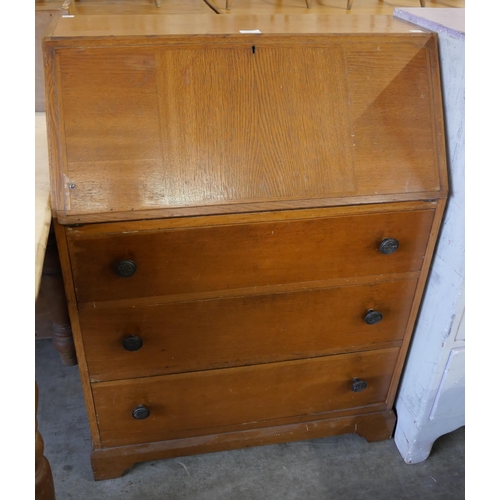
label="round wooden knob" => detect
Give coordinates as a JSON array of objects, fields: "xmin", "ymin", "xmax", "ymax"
[
  {"xmin": 351, "ymin": 378, "xmax": 368, "ymax": 393},
  {"xmin": 132, "ymin": 405, "xmax": 150, "ymax": 420},
  {"xmin": 379, "ymin": 238, "xmax": 399, "ymax": 255},
  {"xmin": 115, "ymin": 259, "xmax": 137, "ymax": 278},
  {"xmin": 123, "ymin": 335, "xmax": 143, "ymax": 352},
  {"xmin": 364, "ymin": 310, "xmax": 383, "ymax": 325}
]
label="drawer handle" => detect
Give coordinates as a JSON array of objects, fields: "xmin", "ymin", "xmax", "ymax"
[
  {"xmin": 379, "ymin": 238, "xmax": 399, "ymax": 255},
  {"xmin": 132, "ymin": 405, "xmax": 150, "ymax": 420},
  {"xmin": 351, "ymin": 378, "xmax": 368, "ymax": 393},
  {"xmin": 115, "ymin": 259, "xmax": 137, "ymax": 278},
  {"xmin": 364, "ymin": 309, "xmax": 383, "ymax": 325},
  {"xmin": 123, "ymin": 335, "xmax": 143, "ymax": 352}
]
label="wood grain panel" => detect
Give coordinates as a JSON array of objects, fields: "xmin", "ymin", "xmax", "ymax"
[
  {"xmin": 57, "ymin": 48, "xmax": 164, "ymax": 213},
  {"xmin": 155, "ymin": 45, "xmax": 355, "ymax": 208},
  {"xmin": 59, "ymin": 49, "xmax": 160, "ymax": 161},
  {"xmin": 67, "ymin": 208, "xmax": 434, "ymax": 302},
  {"xmin": 346, "ymin": 43, "xmax": 440, "ymax": 195},
  {"xmin": 81, "ymin": 278, "xmax": 417, "ymax": 381},
  {"xmin": 92, "ymin": 347, "xmax": 400, "ymax": 446}
]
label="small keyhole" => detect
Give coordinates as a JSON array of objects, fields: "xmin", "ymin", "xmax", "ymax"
[{"xmin": 252, "ymin": 45, "xmax": 256, "ymax": 54}]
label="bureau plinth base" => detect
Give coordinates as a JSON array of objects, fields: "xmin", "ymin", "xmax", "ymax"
[{"xmin": 90, "ymin": 410, "xmax": 396, "ymax": 480}]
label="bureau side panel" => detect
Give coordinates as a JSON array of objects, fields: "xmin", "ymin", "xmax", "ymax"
[{"xmin": 52, "ymin": 221, "xmax": 103, "ymax": 449}]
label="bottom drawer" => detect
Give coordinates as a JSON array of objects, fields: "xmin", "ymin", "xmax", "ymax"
[{"xmin": 92, "ymin": 347, "xmax": 400, "ymax": 447}]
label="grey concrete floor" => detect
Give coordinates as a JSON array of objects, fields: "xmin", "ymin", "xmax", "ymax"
[{"xmin": 36, "ymin": 339, "xmax": 465, "ymax": 500}]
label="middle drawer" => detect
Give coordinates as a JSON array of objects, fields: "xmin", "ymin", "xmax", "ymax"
[{"xmin": 80, "ymin": 278, "xmax": 417, "ymax": 381}]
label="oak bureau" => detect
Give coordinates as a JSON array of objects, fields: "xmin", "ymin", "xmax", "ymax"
[{"xmin": 42, "ymin": 14, "xmax": 448, "ymax": 480}]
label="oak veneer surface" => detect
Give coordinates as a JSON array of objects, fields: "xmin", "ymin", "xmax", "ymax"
[{"xmin": 43, "ymin": 14, "xmax": 446, "ymax": 224}]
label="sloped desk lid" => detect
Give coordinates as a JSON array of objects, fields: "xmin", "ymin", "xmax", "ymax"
[{"xmin": 43, "ymin": 14, "xmax": 447, "ymax": 224}]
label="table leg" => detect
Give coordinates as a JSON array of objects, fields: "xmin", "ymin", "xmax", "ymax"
[
  {"xmin": 41, "ymin": 226, "xmax": 77, "ymax": 366},
  {"xmin": 36, "ymin": 382, "xmax": 56, "ymax": 500}
]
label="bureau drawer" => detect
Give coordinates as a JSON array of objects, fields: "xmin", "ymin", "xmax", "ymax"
[
  {"xmin": 68, "ymin": 209, "xmax": 434, "ymax": 302},
  {"xmin": 92, "ymin": 347, "xmax": 400, "ymax": 447},
  {"xmin": 81, "ymin": 279, "xmax": 417, "ymax": 381}
]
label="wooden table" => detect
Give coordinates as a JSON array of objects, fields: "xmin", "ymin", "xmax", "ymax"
[
  {"xmin": 35, "ymin": 112, "xmax": 56, "ymax": 500},
  {"xmin": 35, "ymin": 114, "xmax": 53, "ymax": 299},
  {"xmin": 209, "ymin": 0, "xmax": 465, "ymax": 15}
]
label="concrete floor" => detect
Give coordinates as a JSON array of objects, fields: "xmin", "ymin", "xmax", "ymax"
[{"xmin": 36, "ymin": 339, "xmax": 465, "ymax": 500}]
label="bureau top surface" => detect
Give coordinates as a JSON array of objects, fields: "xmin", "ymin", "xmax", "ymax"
[{"xmin": 48, "ymin": 14, "xmax": 429, "ymax": 40}]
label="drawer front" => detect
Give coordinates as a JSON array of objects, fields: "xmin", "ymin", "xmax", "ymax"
[
  {"xmin": 68, "ymin": 209, "xmax": 434, "ymax": 302},
  {"xmin": 92, "ymin": 347, "xmax": 400, "ymax": 447},
  {"xmin": 81, "ymin": 279, "xmax": 417, "ymax": 381}
]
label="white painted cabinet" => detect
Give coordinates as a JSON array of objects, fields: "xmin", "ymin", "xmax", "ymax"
[{"xmin": 392, "ymin": 8, "xmax": 465, "ymax": 464}]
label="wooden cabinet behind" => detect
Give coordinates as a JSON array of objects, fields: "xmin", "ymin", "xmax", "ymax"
[{"xmin": 43, "ymin": 14, "xmax": 448, "ymax": 480}]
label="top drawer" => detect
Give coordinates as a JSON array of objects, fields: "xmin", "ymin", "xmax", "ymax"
[{"xmin": 67, "ymin": 207, "xmax": 434, "ymax": 303}]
